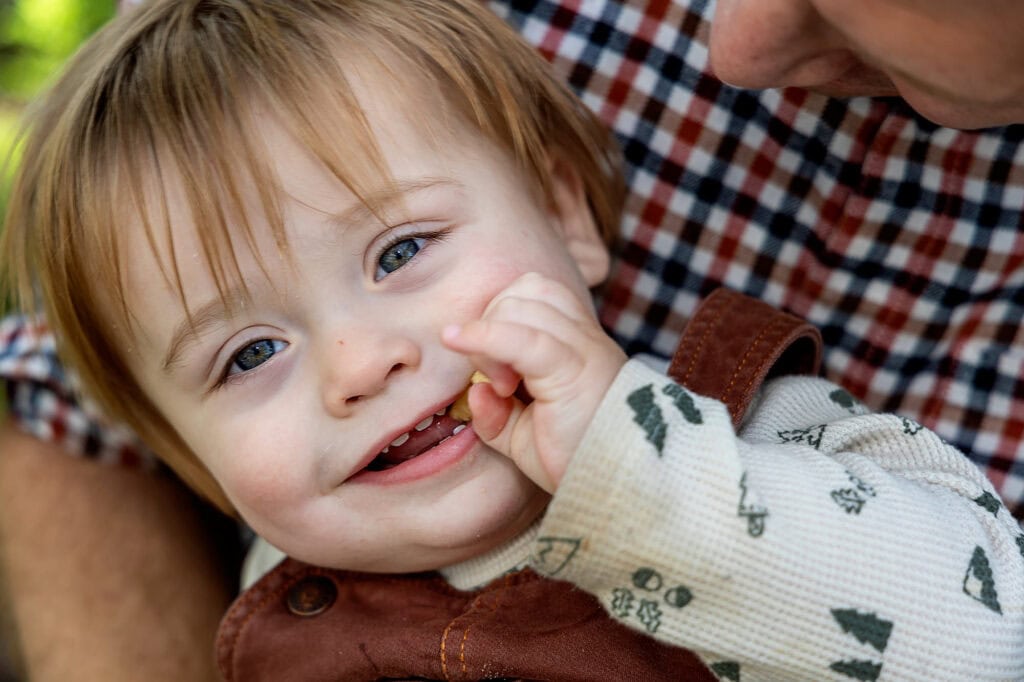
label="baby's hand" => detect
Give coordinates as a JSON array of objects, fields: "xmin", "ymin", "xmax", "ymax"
[{"xmin": 442, "ymin": 272, "xmax": 627, "ymax": 493}]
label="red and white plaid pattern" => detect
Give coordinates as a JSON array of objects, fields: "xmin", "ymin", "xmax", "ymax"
[
  {"xmin": 492, "ymin": 0, "xmax": 1024, "ymax": 515},
  {"xmin": 0, "ymin": 316, "xmax": 152, "ymax": 468},
  {"xmin": 4, "ymin": 0, "xmax": 1023, "ymax": 517}
]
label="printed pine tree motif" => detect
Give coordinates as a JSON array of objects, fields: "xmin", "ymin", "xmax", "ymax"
[
  {"xmin": 533, "ymin": 536, "xmax": 580, "ymax": 576},
  {"xmin": 829, "ymin": 609, "xmax": 889, "ymax": 681},
  {"xmin": 973, "ymin": 491, "xmax": 1002, "ymax": 517},
  {"xmin": 777, "ymin": 424, "xmax": 826, "ymax": 449},
  {"xmin": 709, "ymin": 661, "xmax": 740, "ymax": 681},
  {"xmin": 829, "ymin": 659, "xmax": 882, "ymax": 681},
  {"xmin": 662, "ymin": 383, "xmax": 703, "ymax": 424},
  {"xmin": 627, "ymin": 384, "xmax": 667, "ymax": 455},
  {"xmin": 831, "ymin": 609, "xmax": 892, "ymax": 653},
  {"xmin": 737, "ymin": 472, "xmax": 768, "ymax": 536},
  {"xmin": 963, "ymin": 545, "xmax": 1002, "ymax": 614}
]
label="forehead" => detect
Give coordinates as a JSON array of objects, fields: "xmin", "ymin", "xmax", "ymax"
[{"xmin": 117, "ymin": 65, "xmax": 492, "ymax": 332}]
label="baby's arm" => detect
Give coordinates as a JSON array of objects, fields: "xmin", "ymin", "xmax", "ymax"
[
  {"xmin": 444, "ymin": 273, "xmax": 1023, "ymax": 679},
  {"xmin": 535, "ymin": 362, "xmax": 1024, "ymax": 681}
]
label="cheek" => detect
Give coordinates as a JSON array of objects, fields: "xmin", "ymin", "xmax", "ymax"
[
  {"xmin": 449, "ymin": 247, "xmax": 566, "ymax": 317},
  {"xmin": 187, "ymin": 415, "xmax": 311, "ymax": 514},
  {"xmin": 446, "ymin": 234, "xmax": 591, "ymax": 319}
]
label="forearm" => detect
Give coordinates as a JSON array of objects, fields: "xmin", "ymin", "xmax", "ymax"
[
  {"xmin": 535, "ymin": 361, "xmax": 1024, "ymax": 680},
  {"xmin": 0, "ymin": 419, "xmax": 236, "ymax": 681}
]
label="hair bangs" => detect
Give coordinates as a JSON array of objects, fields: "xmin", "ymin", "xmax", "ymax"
[{"xmin": 1, "ymin": 0, "xmax": 625, "ymax": 513}]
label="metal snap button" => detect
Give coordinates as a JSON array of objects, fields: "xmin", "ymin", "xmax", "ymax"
[{"xmin": 285, "ymin": 575, "xmax": 337, "ymax": 617}]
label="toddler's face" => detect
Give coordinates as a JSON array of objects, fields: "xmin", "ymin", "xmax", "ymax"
[{"xmin": 121, "ymin": 82, "xmax": 607, "ymax": 572}]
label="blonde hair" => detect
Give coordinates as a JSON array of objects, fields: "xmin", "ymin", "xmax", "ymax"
[{"xmin": 1, "ymin": 0, "xmax": 624, "ymax": 513}]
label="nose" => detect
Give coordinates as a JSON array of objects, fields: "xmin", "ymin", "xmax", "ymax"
[
  {"xmin": 320, "ymin": 330, "xmax": 421, "ymax": 417},
  {"xmin": 708, "ymin": 0, "xmax": 849, "ymax": 89}
]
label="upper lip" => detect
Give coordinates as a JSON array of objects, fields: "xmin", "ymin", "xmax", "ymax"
[{"xmin": 341, "ymin": 388, "xmax": 465, "ymax": 483}]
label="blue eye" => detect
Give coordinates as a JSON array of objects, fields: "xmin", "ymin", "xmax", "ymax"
[
  {"xmin": 376, "ymin": 237, "xmax": 425, "ymax": 279},
  {"xmin": 230, "ymin": 339, "xmax": 287, "ymax": 375}
]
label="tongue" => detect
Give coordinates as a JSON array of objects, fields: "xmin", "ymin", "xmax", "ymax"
[{"xmin": 371, "ymin": 415, "xmax": 463, "ymax": 469}]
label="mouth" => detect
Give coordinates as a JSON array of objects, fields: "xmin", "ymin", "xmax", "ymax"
[{"xmin": 364, "ymin": 395, "xmax": 470, "ymax": 472}]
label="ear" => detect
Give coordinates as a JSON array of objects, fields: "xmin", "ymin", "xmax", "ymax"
[{"xmin": 546, "ymin": 153, "xmax": 610, "ymax": 287}]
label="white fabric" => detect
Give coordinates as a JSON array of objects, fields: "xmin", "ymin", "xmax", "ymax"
[{"xmin": 534, "ymin": 360, "xmax": 1024, "ymax": 681}]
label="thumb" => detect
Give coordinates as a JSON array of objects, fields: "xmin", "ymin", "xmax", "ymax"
[
  {"xmin": 467, "ymin": 382, "xmax": 517, "ymax": 445},
  {"xmin": 468, "ymin": 385, "xmax": 555, "ymax": 493}
]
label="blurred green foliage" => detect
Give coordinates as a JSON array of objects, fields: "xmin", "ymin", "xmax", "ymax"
[
  {"xmin": 0, "ymin": 0, "xmax": 116, "ymax": 199},
  {"xmin": 0, "ymin": 0, "xmax": 115, "ymax": 100},
  {"xmin": 0, "ymin": 0, "xmax": 115, "ymax": 355}
]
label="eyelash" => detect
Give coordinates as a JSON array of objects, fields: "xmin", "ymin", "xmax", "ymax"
[
  {"xmin": 373, "ymin": 228, "xmax": 449, "ymax": 280},
  {"xmin": 213, "ymin": 338, "xmax": 287, "ymax": 389},
  {"xmin": 209, "ymin": 227, "xmax": 451, "ymax": 390}
]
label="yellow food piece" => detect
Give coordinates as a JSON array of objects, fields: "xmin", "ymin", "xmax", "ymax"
[{"xmin": 448, "ymin": 371, "xmax": 490, "ymax": 421}]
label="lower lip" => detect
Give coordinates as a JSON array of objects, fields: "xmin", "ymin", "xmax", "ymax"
[{"xmin": 347, "ymin": 425, "xmax": 480, "ymax": 486}]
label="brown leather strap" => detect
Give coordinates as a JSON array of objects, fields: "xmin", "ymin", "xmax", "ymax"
[{"xmin": 668, "ymin": 288, "xmax": 823, "ymax": 428}]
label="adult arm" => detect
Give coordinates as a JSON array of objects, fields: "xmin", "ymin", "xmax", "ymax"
[
  {"xmin": 0, "ymin": 419, "xmax": 236, "ymax": 681},
  {"xmin": 534, "ymin": 361, "xmax": 1024, "ymax": 681}
]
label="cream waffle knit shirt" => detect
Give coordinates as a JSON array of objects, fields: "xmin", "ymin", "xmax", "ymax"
[
  {"xmin": 246, "ymin": 358, "xmax": 1024, "ymax": 680},
  {"xmin": 525, "ymin": 360, "xmax": 1024, "ymax": 681}
]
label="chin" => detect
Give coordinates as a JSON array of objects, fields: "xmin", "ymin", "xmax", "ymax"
[
  {"xmin": 424, "ymin": 481, "xmax": 550, "ymax": 561},
  {"xmin": 808, "ymin": 64, "xmax": 900, "ymax": 99},
  {"xmin": 350, "ymin": 481, "xmax": 550, "ymax": 573}
]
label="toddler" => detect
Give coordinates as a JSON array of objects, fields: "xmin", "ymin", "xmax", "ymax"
[{"xmin": 3, "ymin": 0, "xmax": 1021, "ymax": 679}]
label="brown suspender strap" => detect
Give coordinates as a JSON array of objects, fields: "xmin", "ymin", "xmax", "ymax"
[{"xmin": 668, "ymin": 288, "xmax": 823, "ymax": 428}]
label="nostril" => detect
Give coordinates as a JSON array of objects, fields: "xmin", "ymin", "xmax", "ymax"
[
  {"xmin": 387, "ymin": 363, "xmax": 405, "ymax": 379},
  {"xmin": 345, "ymin": 395, "xmax": 361, "ymax": 406}
]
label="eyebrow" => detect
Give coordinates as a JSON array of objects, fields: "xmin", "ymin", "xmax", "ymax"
[
  {"xmin": 326, "ymin": 178, "xmax": 461, "ymax": 229},
  {"xmin": 162, "ymin": 284, "xmax": 251, "ymax": 375}
]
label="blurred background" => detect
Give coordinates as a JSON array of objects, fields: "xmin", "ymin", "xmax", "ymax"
[
  {"xmin": 0, "ymin": 0, "xmax": 115, "ymax": 215},
  {"xmin": 0, "ymin": 3, "xmax": 117, "ymax": 678}
]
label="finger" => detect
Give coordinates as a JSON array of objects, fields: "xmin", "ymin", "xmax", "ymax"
[
  {"xmin": 442, "ymin": 326, "xmax": 521, "ymax": 395},
  {"xmin": 483, "ymin": 272, "xmax": 594, "ymax": 324},
  {"xmin": 470, "ymin": 386, "xmax": 556, "ymax": 493},
  {"xmin": 466, "ymin": 382, "xmax": 514, "ymax": 440},
  {"xmin": 483, "ymin": 295, "xmax": 596, "ymax": 347},
  {"xmin": 443, "ymin": 319, "xmax": 581, "ymax": 397}
]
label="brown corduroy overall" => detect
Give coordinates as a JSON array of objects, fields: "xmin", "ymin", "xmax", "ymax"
[{"xmin": 215, "ymin": 289, "xmax": 822, "ymax": 681}]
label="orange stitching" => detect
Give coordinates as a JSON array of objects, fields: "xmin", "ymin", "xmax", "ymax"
[
  {"xmin": 681, "ymin": 295, "xmax": 727, "ymax": 384},
  {"xmin": 440, "ymin": 573, "xmax": 520, "ymax": 680},
  {"xmin": 459, "ymin": 623, "xmax": 473, "ymax": 675},
  {"xmin": 739, "ymin": 326, "xmax": 793, "ymax": 398},
  {"xmin": 720, "ymin": 317, "xmax": 782, "ymax": 401},
  {"xmin": 460, "ymin": 573, "xmax": 514, "ymax": 676},
  {"xmin": 440, "ymin": 620, "xmax": 454, "ymax": 679}
]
